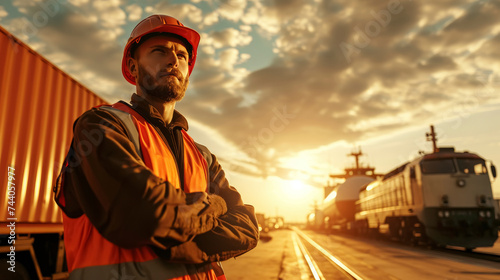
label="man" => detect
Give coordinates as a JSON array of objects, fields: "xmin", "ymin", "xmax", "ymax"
[{"xmin": 54, "ymin": 14, "xmax": 259, "ymax": 279}]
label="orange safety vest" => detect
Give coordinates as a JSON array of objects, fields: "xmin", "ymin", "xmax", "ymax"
[{"xmin": 61, "ymin": 102, "xmax": 222, "ymax": 279}]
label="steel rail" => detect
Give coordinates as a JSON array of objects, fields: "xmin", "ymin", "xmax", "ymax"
[
  {"xmin": 292, "ymin": 231, "xmax": 326, "ymax": 280},
  {"xmin": 291, "ymin": 231, "xmax": 313, "ymax": 280},
  {"xmin": 293, "ymin": 227, "xmax": 367, "ymax": 280}
]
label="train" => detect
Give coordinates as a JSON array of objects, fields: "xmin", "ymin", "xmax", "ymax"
[
  {"xmin": 0, "ymin": 25, "xmax": 106, "ymax": 279},
  {"xmin": 307, "ymin": 148, "xmax": 382, "ymax": 231},
  {"xmin": 309, "ymin": 126, "xmax": 499, "ymax": 250},
  {"xmin": 319, "ymin": 176, "xmax": 375, "ymax": 231}
]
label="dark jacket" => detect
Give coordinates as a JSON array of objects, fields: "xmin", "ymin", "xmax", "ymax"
[{"xmin": 55, "ymin": 94, "xmax": 259, "ymax": 264}]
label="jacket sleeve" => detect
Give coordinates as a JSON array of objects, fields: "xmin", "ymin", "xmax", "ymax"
[
  {"xmin": 57, "ymin": 108, "xmax": 227, "ymax": 249},
  {"xmin": 155, "ymin": 152, "xmax": 259, "ymax": 263}
]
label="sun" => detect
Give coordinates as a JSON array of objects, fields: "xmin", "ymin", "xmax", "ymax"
[
  {"xmin": 284, "ymin": 179, "xmax": 313, "ymax": 202},
  {"xmin": 289, "ymin": 179, "xmax": 306, "ymax": 191}
]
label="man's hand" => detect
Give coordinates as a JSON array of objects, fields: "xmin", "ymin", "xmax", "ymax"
[{"xmin": 173, "ymin": 192, "xmax": 228, "ymax": 236}]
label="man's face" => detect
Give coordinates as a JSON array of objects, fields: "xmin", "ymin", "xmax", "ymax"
[{"xmin": 131, "ymin": 35, "xmax": 190, "ymax": 102}]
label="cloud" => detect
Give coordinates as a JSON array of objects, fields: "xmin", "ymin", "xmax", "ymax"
[
  {"xmin": 0, "ymin": 6, "xmax": 8, "ymax": 18},
  {"xmin": 175, "ymin": 0, "xmax": 500, "ymax": 178},
  {"xmin": 68, "ymin": 0, "xmax": 90, "ymax": 6},
  {"xmin": 3, "ymin": 1, "xmax": 131, "ymax": 101},
  {"xmin": 219, "ymin": 48, "xmax": 240, "ymax": 71},
  {"xmin": 153, "ymin": 2, "xmax": 203, "ymax": 25},
  {"xmin": 441, "ymin": 1, "xmax": 500, "ymax": 46},
  {"xmin": 200, "ymin": 10, "xmax": 219, "ymax": 27},
  {"xmin": 92, "ymin": 0, "xmax": 126, "ymax": 28},
  {"xmin": 217, "ymin": 0, "xmax": 247, "ymax": 22},
  {"xmin": 471, "ymin": 33, "xmax": 500, "ymax": 73},
  {"xmin": 417, "ymin": 54, "xmax": 457, "ymax": 72},
  {"xmin": 202, "ymin": 27, "xmax": 252, "ymax": 48},
  {"xmin": 125, "ymin": 4, "xmax": 142, "ymax": 21},
  {"xmin": 11, "ymin": 0, "xmax": 37, "ymax": 14},
  {"xmin": 240, "ymin": 1, "xmax": 280, "ymax": 36}
]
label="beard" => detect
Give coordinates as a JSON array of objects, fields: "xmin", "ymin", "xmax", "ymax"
[{"xmin": 136, "ymin": 64, "xmax": 189, "ymax": 102}]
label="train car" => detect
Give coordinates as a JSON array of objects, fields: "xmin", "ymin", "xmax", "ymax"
[
  {"xmin": 321, "ymin": 176, "xmax": 375, "ymax": 230},
  {"xmin": 355, "ymin": 141, "xmax": 498, "ymax": 250},
  {"xmin": 308, "ymin": 149, "xmax": 382, "ymax": 231},
  {"xmin": 306, "ymin": 209, "xmax": 324, "ymax": 231},
  {"xmin": 0, "ymin": 25, "xmax": 106, "ymax": 279}
]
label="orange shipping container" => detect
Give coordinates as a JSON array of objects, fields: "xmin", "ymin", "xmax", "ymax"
[{"xmin": 0, "ymin": 25, "xmax": 106, "ymax": 279}]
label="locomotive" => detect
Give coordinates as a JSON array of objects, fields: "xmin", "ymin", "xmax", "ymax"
[{"xmin": 312, "ymin": 126, "xmax": 499, "ymax": 250}]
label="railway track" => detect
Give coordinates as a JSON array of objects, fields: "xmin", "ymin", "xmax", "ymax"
[{"xmin": 291, "ymin": 227, "xmax": 369, "ymax": 280}]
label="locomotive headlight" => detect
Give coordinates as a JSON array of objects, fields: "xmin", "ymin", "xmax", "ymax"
[
  {"xmin": 456, "ymin": 178, "xmax": 466, "ymax": 187},
  {"xmin": 486, "ymin": 211, "xmax": 491, "ymax": 218},
  {"xmin": 479, "ymin": 211, "xmax": 485, "ymax": 217},
  {"xmin": 438, "ymin": 211, "xmax": 443, "ymax": 218},
  {"xmin": 444, "ymin": 210, "xmax": 450, "ymax": 217}
]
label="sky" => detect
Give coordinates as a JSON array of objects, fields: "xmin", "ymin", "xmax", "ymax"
[{"xmin": 1, "ymin": 0, "xmax": 500, "ymax": 222}]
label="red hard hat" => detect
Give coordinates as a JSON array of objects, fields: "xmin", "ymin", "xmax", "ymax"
[{"xmin": 121, "ymin": 14, "xmax": 201, "ymax": 85}]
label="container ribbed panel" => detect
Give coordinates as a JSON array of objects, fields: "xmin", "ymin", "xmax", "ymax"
[{"xmin": 0, "ymin": 26, "xmax": 107, "ymax": 228}]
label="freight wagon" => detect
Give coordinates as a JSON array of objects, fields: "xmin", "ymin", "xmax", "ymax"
[{"xmin": 0, "ymin": 25, "xmax": 106, "ymax": 279}]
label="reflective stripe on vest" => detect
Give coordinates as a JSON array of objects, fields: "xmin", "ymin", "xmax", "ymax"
[{"xmin": 63, "ymin": 102, "xmax": 216, "ymax": 280}]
